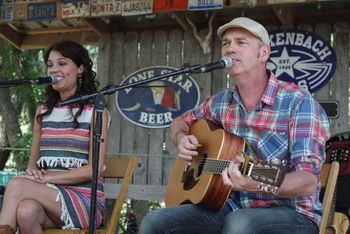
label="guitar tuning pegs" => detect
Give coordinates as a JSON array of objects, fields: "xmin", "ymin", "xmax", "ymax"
[
  {"xmin": 266, "ymin": 157, "xmax": 272, "ymax": 164},
  {"xmin": 257, "ymin": 183, "xmax": 264, "ymax": 191},
  {"xmin": 263, "ymin": 184, "xmax": 271, "ymax": 193},
  {"xmin": 270, "ymin": 186, "xmax": 279, "ymax": 195}
]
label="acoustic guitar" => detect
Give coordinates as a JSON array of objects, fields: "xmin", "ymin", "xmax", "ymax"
[
  {"xmin": 165, "ymin": 119, "xmax": 286, "ymax": 211},
  {"xmin": 325, "ymin": 178, "xmax": 349, "ymax": 234},
  {"xmin": 324, "ymin": 140, "xmax": 350, "ymax": 234},
  {"xmin": 325, "ymin": 212, "xmax": 349, "ymax": 234}
]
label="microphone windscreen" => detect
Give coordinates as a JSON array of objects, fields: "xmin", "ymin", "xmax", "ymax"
[{"xmin": 221, "ymin": 57, "xmax": 233, "ymax": 68}]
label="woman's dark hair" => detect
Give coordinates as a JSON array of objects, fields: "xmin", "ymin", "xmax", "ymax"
[{"xmin": 37, "ymin": 40, "xmax": 99, "ymax": 128}]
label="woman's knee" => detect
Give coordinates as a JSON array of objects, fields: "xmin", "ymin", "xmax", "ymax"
[
  {"xmin": 4, "ymin": 177, "xmax": 29, "ymax": 198},
  {"xmin": 16, "ymin": 199, "xmax": 43, "ymax": 224}
]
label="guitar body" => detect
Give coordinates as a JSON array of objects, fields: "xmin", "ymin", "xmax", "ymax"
[
  {"xmin": 325, "ymin": 212, "xmax": 350, "ymax": 234},
  {"xmin": 165, "ymin": 119, "xmax": 244, "ymax": 211}
]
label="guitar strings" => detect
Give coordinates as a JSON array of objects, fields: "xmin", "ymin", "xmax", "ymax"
[{"xmin": 194, "ymin": 158, "xmax": 279, "ymax": 182}]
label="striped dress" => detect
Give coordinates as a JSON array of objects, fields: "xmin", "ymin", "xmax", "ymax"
[{"xmin": 37, "ymin": 104, "xmax": 105, "ymax": 229}]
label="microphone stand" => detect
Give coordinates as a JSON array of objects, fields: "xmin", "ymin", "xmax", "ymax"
[
  {"xmin": 0, "ymin": 79, "xmax": 33, "ymax": 88},
  {"xmin": 59, "ymin": 64, "xmax": 201, "ymax": 106},
  {"xmin": 58, "ymin": 64, "xmax": 201, "ymax": 234},
  {"xmin": 88, "ymin": 93, "xmax": 105, "ymax": 234}
]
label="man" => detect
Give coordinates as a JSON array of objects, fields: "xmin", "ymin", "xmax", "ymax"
[{"xmin": 139, "ymin": 17, "xmax": 330, "ymax": 234}]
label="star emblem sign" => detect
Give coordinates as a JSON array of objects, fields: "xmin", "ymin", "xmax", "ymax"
[{"xmin": 270, "ymin": 47, "xmax": 300, "ymax": 78}]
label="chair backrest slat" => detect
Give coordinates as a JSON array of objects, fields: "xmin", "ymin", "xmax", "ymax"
[
  {"xmin": 101, "ymin": 157, "xmax": 132, "ymax": 178},
  {"xmin": 319, "ymin": 161, "xmax": 340, "ymax": 234}
]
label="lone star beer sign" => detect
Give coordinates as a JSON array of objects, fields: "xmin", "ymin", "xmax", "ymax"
[
  {"xmin": 116, "ymin": 66, "xmax": 200, "ymax": 128},
  {"xmin": 267, "ymin": 29, "xmax": 337, "ymax": 93}
]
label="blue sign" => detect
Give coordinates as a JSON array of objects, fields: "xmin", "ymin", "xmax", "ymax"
[
  {"xmin": 28, "ymin": 2, "xmax": 56, "ymax": 20},
  {"xmin": 188, "ymin": 0, "xmax": 223, "ymax": 11},
  {"xmin": 116, "ymin": 66, "xmax": 201, "ymax": 128},
  {"xmin": 267, "ymin": 29, "xmax": 337, "ymax": 93},
  {"xmin": 0, "ymin": 6, "xmax": 13, "ymax": 22}
]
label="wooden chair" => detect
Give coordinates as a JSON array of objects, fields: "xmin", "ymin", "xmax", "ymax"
[
  {"xmin": 43, "ymin": 156, "xmax": 137, "ymax": 234},
  {"xmin": 319, "ymin": 161, "xmax": 349, "ymax": 234}
]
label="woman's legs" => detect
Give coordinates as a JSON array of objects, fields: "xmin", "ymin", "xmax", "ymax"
[
  {"xmin": 0, "ymin": 177, "xmax": 63, "ymax": 232},
  {"xmin": 16, "ymin": 199, "xmax": 61, "ymax": 234}
]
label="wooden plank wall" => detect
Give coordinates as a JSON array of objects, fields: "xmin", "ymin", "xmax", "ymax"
[{"xmin": 97, "ymin": 21, "xmax": 350, "ymax": 223}]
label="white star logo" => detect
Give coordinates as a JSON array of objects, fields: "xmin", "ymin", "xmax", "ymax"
[{"xmin": 270, "ymin": 47, "xmax": 300, "ymax": 78}]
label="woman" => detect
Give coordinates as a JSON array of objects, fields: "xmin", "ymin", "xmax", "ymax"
[{"xmin": 0, "ymin": 40, "xmax": 109, "ymax": 233}]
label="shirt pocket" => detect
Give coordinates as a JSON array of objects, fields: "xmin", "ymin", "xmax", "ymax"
[{"xmin": 257, "ymin": 130, "xmax": 289, "ymax": 161}]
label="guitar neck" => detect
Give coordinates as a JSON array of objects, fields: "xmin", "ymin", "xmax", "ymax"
[
  {"xmin": 202, "ymin": 158, "xmax": 231, "ymax": 174},
  {"xmin": 327, "ymin": 182, "xmax": 338, "ymax": 227},
  {"xmin": 201, "ymin": 157, "xmax": 285, "ymax": 187},
  {"xmin": 202, "ymin": 158, "xmax": 254, "ymax": 176}
]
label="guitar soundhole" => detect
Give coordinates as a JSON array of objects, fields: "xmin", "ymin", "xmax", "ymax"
[
  {"xmin": 182, "ymin": 168, "xmax": 197, "ymax": 190},
  {"xmin": 182, "ymin": 153, "xmax": 207, "ymax": 190},
  {"xmin": 197, "ymin": 152, "xmax": 206, "ymax": 176}
]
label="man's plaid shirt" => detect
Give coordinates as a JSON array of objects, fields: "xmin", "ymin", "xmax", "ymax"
[{"xmin": 180, "ymin": 71, "xmax": 330, "ymax": 226}]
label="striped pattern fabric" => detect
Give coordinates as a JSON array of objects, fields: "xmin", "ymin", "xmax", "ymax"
[
  {"xmin": 50, "ymin": 179, "xmax": 105, "ymax": 229},
  {"xmin": 38, "ymin": 104, "xmax": 105, "ymax": 229},
  {"xmin": 181, "ymin": 71, "xmax": 330, "ymax": 226},
  {"xmin": 38, "ymin": 105, "xmax": 93, "ymax": 169}
]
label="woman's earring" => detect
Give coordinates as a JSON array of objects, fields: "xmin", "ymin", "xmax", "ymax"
[{"xmin": 78, "ymin": 74, "xmax": 82, "ymax": 89}]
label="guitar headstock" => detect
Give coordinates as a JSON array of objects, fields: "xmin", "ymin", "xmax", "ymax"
[{"xmin": 246, "ymin": 161, "xmax": 287, "ymax": 187}]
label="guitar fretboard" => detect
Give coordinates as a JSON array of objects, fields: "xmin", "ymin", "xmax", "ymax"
[
  {"xmin": 202, "ymin": 158, "xmax": 231, "ymax": 174},
  {"xmin": 201, "ymin": 158, "xmax": 249, "ymax": 175}
]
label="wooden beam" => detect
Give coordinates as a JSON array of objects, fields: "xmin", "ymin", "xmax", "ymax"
[
  {"xmin": 19, "ymin": 31, "xmax": 99, "ymax": 49},
  {"xmin": 266, "ymin": 0, "xmax": 338, "ymax": 4},
  {"xmin": 294, "ymin": 9, "xmax": 350, "ymax": 25},
  {"xmin": 24, "ymin": 26, "xmax": 92, "ymax": 35},
  {"xmin": 172, "ymin": 12, "xmax": 191, "ymax": 31},
  {"xmin": 82, "ymin": 18, "xmax": 110, "ymax": 36},
  {"xmin": 0, "ymin": 24, "xmax": 24, "ymax": 49},
  {"xmin": 272, "ymin": 5, "xmax": 295, "ymax": 28},
  {"xmin": 104, "ymin": 183, "xmax": 166, "ymax": 201}
]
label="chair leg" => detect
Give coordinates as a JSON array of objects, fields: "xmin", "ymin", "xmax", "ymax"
[{"xmin": 0, "ymin": 225, "xmax": 15, "ymax": 234}]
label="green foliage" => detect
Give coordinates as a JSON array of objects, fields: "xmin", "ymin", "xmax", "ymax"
[
  {"xmin": 11, "ymin": 132, "xmax": 33, "ymax": 171},
  {"xmin": 115, "ymin": 199, "xmax": 161, "ymax": 233},
  {"xmin": 117, "ymin": 200, "xmax": 133, "ymax": 233},
  {"xmin": 149, "ymin": 200, "xmax": 162, "ymax": 210},
  {"xmin": 0, "ymin": 42, "xmax": 17, "ymax": 79},
  {"xmin": 0, "ymin": 40, "xmax": 45, "ymax": 170}
]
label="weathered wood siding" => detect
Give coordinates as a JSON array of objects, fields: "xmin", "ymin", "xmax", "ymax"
[{"xmin": 97, "ymin": 21, "xmax": 350, "ymax": 222}]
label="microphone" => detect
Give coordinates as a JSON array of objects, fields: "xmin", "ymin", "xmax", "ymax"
[
  {"xmin": 32, "ymin": 75, "xmax": 62, "ymax": 84},
  {"xmin": 0, "ymin": 75, "xmax": 61, "ymax": 87},
  {"xmin": 195, "ymin": 57, "xmax": 233, "ymax": 74}
]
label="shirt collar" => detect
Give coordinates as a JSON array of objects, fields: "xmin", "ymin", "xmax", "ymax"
[
  {"xmin": 261, "ymin": 70, "xmax": 279, "ymax": 106},
  {"xmin": 232, "ymin": 70, "xmax": 279, "ymax": 108}
]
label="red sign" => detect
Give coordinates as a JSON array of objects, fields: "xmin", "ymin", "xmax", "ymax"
[{"xmin": 154, "ymin": 0, "xmax": 187, "ymax": 12}]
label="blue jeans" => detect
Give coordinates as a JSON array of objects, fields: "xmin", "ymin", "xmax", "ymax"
[{"xmin": 139, "ymin": 203, "xmax": 319, "ymax": 234}]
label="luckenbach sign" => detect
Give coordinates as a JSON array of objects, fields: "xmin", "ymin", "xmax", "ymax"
[
  {"xmin": 116, "ymin": 66, "xmax": 200, "ymax": 128},
  {"xmin": 267, "ymin": 29, "xmax": 337, "ymax": 93}
]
